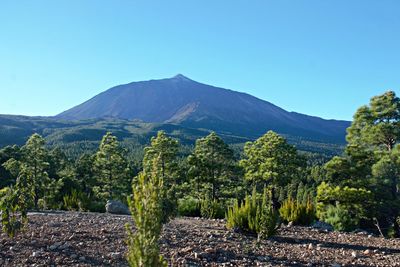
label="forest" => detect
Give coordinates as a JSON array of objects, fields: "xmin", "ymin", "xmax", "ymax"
[{"xmin": 0, "ymin": 91, "xmax": 399, "ymax": 265}]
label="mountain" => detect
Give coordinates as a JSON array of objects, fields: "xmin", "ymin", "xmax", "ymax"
[{"xmin": 57, "ymin": 74, "xmax": 350, "ymax": 143}]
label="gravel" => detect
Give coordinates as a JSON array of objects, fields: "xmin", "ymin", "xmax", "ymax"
[{"xmin": 0, "ymin": 211, "xmax": 399, "ymax": 266}]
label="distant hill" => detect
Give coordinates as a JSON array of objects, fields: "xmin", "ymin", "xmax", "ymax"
[
  {"xmin": 57, "ymin": 74, "xmax": 350, "ymax": 143},
  {"xmin": 0, "ymin": 115, "xmax": 344, "ymax": 159}
]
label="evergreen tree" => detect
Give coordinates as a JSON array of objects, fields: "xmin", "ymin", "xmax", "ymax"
[
  {"xmin": 188, "ymin": 132, "xmax": 238, "ymax": 200},
  {"xmin": 322, "ymin": 91, "xmax": 400, "ymax": 236},
  {"xmin": 347, "ymin": 91, "xmax": 400, "ymax": 152},
  {"xmin": 143, "ymin": 131, "xmax": 179, "ymax": 187},
  {"xmin": 0, "ymin": 145, "xmax": 21, "ymax": 189},
  {"xmin": 3, "ymin": 134, "xmax": 50, "ymax": 210},
  {"xmin": 142, "ymin": 131, "xmax": 179, "ymax": 221},
  {"xmin": 240, "ymin": 131, "xmax": 305, "ymax": 209},
  {"xmin": 94, "ymin": 132, "xmax": 130, "ymax": 201},
  {"xmin": 75, "ymin": 153, "xmax": 96, "ymax": 195}
]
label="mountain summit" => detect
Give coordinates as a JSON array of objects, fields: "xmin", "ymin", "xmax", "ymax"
[{"xmin": 56, "ymin": 75, "xmax": 350, "ymax": 142}]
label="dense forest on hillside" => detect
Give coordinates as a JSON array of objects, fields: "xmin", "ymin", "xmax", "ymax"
[
  {"xmin": 0, "ymin": 91, "xmax": 399, "ymax": 265},
  {"xmin": 0, "ymin": 115, "xmax": 344, "ymax": 159}
]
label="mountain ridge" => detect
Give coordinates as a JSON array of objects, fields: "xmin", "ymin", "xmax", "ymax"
[{"xmin": 56, "ymin": 74, "xmax": 350, "ymax": 143}]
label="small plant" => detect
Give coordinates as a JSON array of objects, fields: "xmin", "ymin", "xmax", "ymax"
[
  {"xmin": 323, "ymin": 205, "xmax": 358, "ymax": 232},
  {"xmin": 279, "ymin": 196, "xmax": 315, "ymax": 225},
  {"xmin": 125, "ymin": 157, "xmax": 167, "ymax": 267},
  {"xmin": 226, "ymin": 187, "xmax": 280, "ymax": 238},
  {"xmin": 200, "ymin": 196, "xmax": 225, "ymax": 219},
  {"xmin": 178, "ymin": 196, "xmax": 201, "ymax": 217},
  {"xmin": 63, "ymin": 190, "xmax": 90, "ymax": 211},
  {"xmin": 0, "ymin": 187, "xmax": 29, "ymax": 238}
]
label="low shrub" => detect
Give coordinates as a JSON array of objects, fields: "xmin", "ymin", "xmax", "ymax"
[
  {"xmin": 200, "ymin": 196, "xmax": 225, "ymax": 219},
  {"xmin": 178, "ymin": 196, "xmax": 201, "ymax": 217},
  {"xmin": 0, "ymin": 186, "xmax": 28, "ymax": 238},
  {"xmin": 226, "ymin": 188, "xmax": 280, "ymax": 238},
  {"xmin": 88, "ymin": 200, "xmax": 106, "ymax": 213},
  {"xmin": 279, "ymin": 197, "xmax": 315, "ymax": 225},
  {"xmin": 324, "ymin": 205, "xmax": 358, "ymax": 232},
  {"xmin": 63, "ymin": 190, "xmax": 90, "ymax": 211}
]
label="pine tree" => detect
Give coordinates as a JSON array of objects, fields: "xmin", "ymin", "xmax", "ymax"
[
  {"xmin": 142, "ymin": 131, "xmax": 179, "ymax": 221},
  {"xmin": 3, "ymin": 133, "xmax": 49, "ymax": 210},
  {"xmin": 240, "ymin": 131, "xmax": 305, "ymax": 209},
  {"xmin": 94, "ymin": 132, "xmax": 130, "ymax": 201},
  {"xmin": 322, "ymin": 91, "xmax": 400, "ymax": 236},
  {"xmin": 188, "ymin": 132, "xmax": 237, "ymax": 200}
]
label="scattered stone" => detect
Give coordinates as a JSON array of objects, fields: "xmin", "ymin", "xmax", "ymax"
[
  {"xmin": 181, "ymin": 247, "xmax": 193, "ymax": 253},
  {"xmin": 312, "ymin": 221, "xmax": 334, "ymax": 232},
  {"xmin": 105, "ymin": 200, "xmax": 130, "ymax": 215},
  {"xmin": 2, "ymin": 211, "xmax": 400, "ymax": 266},
  {"xmin": 49, "ymin": 242, "xmax": 62, "ymax": 251},
  {"xmin": 205, "ymin": 248, "xmax": 215, "ymax": 253},
  {"xmin": 363, "ymin": 249, "xmax": 371, "ymax": 255},
  {"xmin": 110, "ymin": 252, "xmax": 121, "ymax": 259}
]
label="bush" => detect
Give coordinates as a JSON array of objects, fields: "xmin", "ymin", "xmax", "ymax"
[
  {"xmin": 126, "ymin": 166, "xmax": 167, "ymax": 267},
  {"xmin": 279, "ymin": 197, "xmax": 315, "ymax": 225},
  {"xmin": 0, "ymin": 186, "xmax": 28, "ymax": 238},
  {"xmin": 63, "ymin": 190, "xmax": 90, "ymax": 211},
  {"xmin": 316, "ymin": 182, "xmax": 372, "ymax": 231},
  {"xmin": 323, "ymin": 205, "xmax": 358, "ymax": 231},
  {"xmin": 161, "ymin": 186, "xmax": 178, "ymax": 223},
  {"xmin": 226, "ymin": 188, "xmax": 280, "ymax": 238},
  {"xmin": 200, "ymin": 196, "xmax": 225, "ymax": 219},
  {"xmin": 88, "ymin": 200, "xmax": 106, "ymax": 213},
  {"xmin": 178, "ymin": 196, "xmax": 201, "ymax": 217}
]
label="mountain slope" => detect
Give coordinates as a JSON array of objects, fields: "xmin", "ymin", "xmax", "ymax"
[
  {"xmin": 57, "ymin": 74, "xmax": 350, "ymax": 143},
  {"xmin": 0, "ymin": 115, "xmax": 345, "ymax": 160}
]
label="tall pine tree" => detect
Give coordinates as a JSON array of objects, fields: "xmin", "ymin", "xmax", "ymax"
[{"xmin": 94, "ymin": 132, "xmax": 130, "ymax": 202}]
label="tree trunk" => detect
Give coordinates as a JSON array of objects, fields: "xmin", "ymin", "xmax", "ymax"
[
  {"xmin": 393, "ymin": 217, "xmax": 400, "ymax": 238},
  {"xmin": 271, "ymin": 187, "xmax": 278, "ymax": 211},
  {"xmin": 109, "ymin": 167, "xmax": 113, "ymax": 200}
]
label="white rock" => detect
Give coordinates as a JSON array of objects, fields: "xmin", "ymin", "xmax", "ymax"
[{"xmin": 363, "ymin": 249, "xmax": 371, "ymax": 255}]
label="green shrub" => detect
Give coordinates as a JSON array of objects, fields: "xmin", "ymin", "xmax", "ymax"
[
  {"xmin": 63, "ymin": 190, "xmax": 90, "ymax": 211},
  {"xmin": 324, "ymin": 205, "xmax": 358, "ymax": 231},
  {"xmin": 0, "ymin": 187, "xmax": 28, "ymax": 238},
  {"xmin": 200, "ymin": 196, "xmax": 225, "ymax": 219},
  {"xmin": 226, "ymin": 188, "xmax": 280, "ymax": 238},
  {"xmin": 0, "ymin": 187, "xmax": 10, "ymax": 199},
  {"xmin": 316, "ymin": 182, "xmax": 372, "ymax": 231},
  {"xmin": 161, "ymin": 186, "xmax": 178, "ymax": 223},
  {"xmin": 178, "ymin": 196, "xmax": 201, "ymax": 217},
  {"xmin": 126, "ymin": 164, "xmax": 167, "ymax": 267},
  {"xmin": 279, "ymin": 197, "xmax": 315, "ymax": 225},
  {"xmin": 88, "ymin": 200, "xmax": 106, "ymax": 213}
]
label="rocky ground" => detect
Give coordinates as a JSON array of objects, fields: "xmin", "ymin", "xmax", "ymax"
[{"xmin": 0, "ymin": 212, "xmax": 399, "ymax": 266}]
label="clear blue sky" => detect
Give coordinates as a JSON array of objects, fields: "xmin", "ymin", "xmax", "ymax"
[{"xmin": 1, "ymin": 0, "xmax": 399, "ymax": 120}]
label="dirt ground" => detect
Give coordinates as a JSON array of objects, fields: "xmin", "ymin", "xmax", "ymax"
[{"xmin": 0, "ymin": 212, "xmax": 399, "ymax": 266}]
